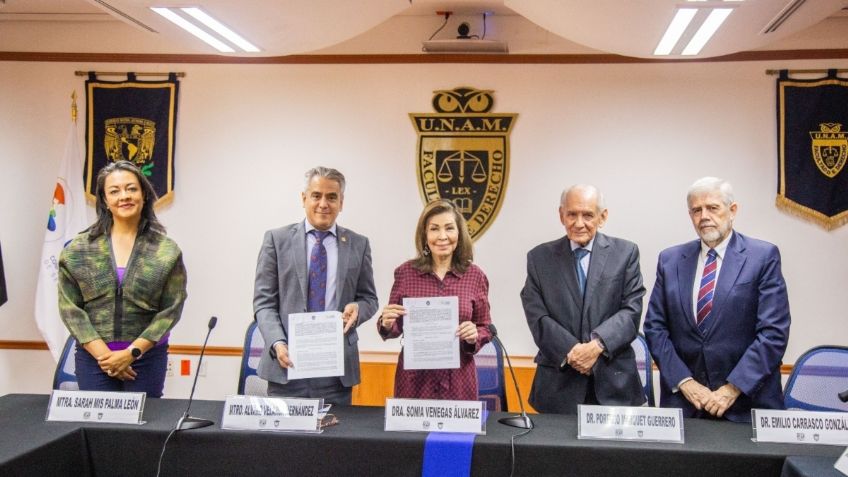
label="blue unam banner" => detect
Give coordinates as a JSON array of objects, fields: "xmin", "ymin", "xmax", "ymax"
[
  {"xmin": 777, "ymin": 69, "xmax": 848, "ymax": 230},
  {"xmin": 85, "ymin": 72, "xmax": 179, "ymax": 206}
]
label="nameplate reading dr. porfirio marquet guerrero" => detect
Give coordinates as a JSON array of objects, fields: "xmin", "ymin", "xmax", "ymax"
[{"xmin": 578, "ymin": 404, "xmax": 684, "ymax": 443}]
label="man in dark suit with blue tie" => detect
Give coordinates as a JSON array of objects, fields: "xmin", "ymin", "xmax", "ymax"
[
  {"xmin": 644, "ymin": 177, "xmax": 790, "ymax": 423},
  {"xmin": 522, "ymin": 185, "xmax": 646, "ymax": 414},
  {"xmin": 253, "ymin": 166, "xmax": 378, "ymax": 405}
]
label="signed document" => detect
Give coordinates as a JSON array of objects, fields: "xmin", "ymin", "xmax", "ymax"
[
  {"xmin": 402, "ymin": 296, "xmax": 459, "ymax": 370},
  {"xmin": 287, "ymin": 311, "xmax": 344, "ymax": 380}
]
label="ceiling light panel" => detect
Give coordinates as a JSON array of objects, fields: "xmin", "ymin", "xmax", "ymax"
[
  {"xmin": 654, "ymin": 8, "xmax": 697, "ymax": 55},
  {"xmin": 151, "ymin": 7, "xmax": 235, "ymax": 52},
  {"xmin": 682, "ymin": 8, "xmax": 733, "ymax": 55},
  {"xmin": 181, "ymin": 7, "xmax": 260, "ymax": 52}
]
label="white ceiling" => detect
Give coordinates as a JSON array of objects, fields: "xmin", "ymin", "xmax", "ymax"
[{"xmin": 0, "ymin": 0, "xmax": 846, "ymax": 58}]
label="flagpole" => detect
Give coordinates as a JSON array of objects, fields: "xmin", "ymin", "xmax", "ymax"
[
  {"xmin": 71, "ymin": 91, "xmax": 77, "ymax": 123},
  {"xmin": 35, "ymin": 91, "xmax": 89, "ymax": 361}
]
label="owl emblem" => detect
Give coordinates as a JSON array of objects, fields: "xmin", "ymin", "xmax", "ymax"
[{"xmin": 432, "ymin": 87, "xmax": 494, "ymax": 113}]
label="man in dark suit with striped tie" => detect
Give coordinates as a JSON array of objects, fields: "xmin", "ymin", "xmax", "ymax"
[{"xmin": 644, "ymin": 177, "xmax": 791, "ymax": 423}]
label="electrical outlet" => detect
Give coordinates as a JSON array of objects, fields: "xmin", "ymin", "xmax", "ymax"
[
  {"xmin": 198, "ymin": 360, "xmax": 208, "ymax": 377},
  {"xmin": 166, "ymin": 360, "xmax": 174, "ymax": 377}
]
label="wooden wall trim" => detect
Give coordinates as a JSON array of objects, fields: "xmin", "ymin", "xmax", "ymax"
[
  {"xmin": 1, "ymin": 49, "xmax": 847, "ymax": 65},
  {"xmin": 167, "ymin": 345, "xmax": 243, "ymax": 357},
  {"xmin": 0, "ymin": 340, "xmax": 49, "ymax": 351}
]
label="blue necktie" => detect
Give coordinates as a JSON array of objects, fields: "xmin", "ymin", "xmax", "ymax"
[
  {"xmin": 307, "ymin": 230, "xmax": 330, "ymax": 312},
  {"xmin": 574, "ymin": 248, "xmax": 589, "ymax": 295}
]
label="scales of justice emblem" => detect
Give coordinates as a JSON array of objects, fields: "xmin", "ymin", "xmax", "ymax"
[
  {"xmin": 809, "ymin": 122, "xmax": 847, "ymax": 178},
  {"xmin": 410, "ymin": 87, "xmax": 517, "ymax": 241}
]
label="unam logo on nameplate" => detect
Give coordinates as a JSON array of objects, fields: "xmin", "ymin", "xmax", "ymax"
[{"xmin": 410, "ymin": 87, "xmax": 517, "ymax": 241}]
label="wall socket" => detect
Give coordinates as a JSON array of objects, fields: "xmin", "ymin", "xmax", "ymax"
[{"xmin": 166, "ymin": 360, "xmax": 174, "ymax": 377}]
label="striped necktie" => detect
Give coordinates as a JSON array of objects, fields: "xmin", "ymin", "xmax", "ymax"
[{"xmin": 696, "ymin": 249, "xmax": 717, "ymax": 331}]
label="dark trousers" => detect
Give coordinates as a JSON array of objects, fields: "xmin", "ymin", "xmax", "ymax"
[
  {"xmin": 267, "ymin": 377, "xmax": 351, "ymax": 406},
  {"xmin": 75, "ymin": 344, "xmax": 168, "ymax": 398}
]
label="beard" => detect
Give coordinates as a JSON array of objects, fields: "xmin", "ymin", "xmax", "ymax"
[{"xmin": 698, "ymin": 222, "xmax": 730, "ymax": 245}]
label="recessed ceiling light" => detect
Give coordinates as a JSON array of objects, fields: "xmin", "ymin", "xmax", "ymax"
[
  {"xmin": 150, "ymin": 7, "xmax": 235, "ymax": 53},
  {"xmin": 654, "ymin": 8, "xmax": 697, "ymax": 55},
  {"xmin": 181, "ymin": 7, "xmax": 260, "ymax": 53},
  {"xmin": 682, "ymin": 8, "xmax": 733, "ymax": 55}
]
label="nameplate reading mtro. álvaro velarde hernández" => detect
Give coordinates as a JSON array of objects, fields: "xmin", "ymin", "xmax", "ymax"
[
  {"xmin": 384, "ymin": 398, "xmax": 485, "ymax": 434},
  {"xmin": 221, "ymin": 395, "xmax": 324, "ymax": 433},
  {"xmin": 578, "ymin": 405, "xmax": 685, "ymax": 443},
  {"xmin": 752, "ymin": 409, "xmax": 848, "ymax": 445},
  {"xmin": 47, "ymin": 390, "xmax": 146, "ymax": 424}
]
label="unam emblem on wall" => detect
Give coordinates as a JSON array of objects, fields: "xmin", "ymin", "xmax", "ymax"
[
  {"xmin": 104, "ymin": 117, "xmax": 157, "ymax": 176},
  {"xmin": 410, "ymin": 87, "xmax": 517, "ymax": 241},
  {"xmin": 809, "ymin": 122, "xmax": 847, "ymax": 179}
]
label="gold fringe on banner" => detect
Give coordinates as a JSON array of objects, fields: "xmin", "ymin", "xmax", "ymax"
[{"xmin": 775, "ymin": 196, "xmax": 848, "ymax": 231}]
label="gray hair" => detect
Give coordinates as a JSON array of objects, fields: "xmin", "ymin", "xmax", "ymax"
[
  {"xmin": 560, "ymin": 184, "xmax": 607, "ymax": 212},
  {"xmin": 686, "ymin": 177, "xmax": 734, "ymax": 207},
  {"xmin": 304, "ymin": 166, "xmax": 346, "ymax": 194}
]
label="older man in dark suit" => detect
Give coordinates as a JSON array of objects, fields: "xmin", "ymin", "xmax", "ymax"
[
  {"xmin": 644, "ymin": 177, "xmax": 790, "ymax": 423},
  {"xmin": 521, "ymin": 185, "xmax": 646, "ymax": 414},
  {"xmin": 253, "ymin": 166, "xmax": 378, "ymax": 405}
]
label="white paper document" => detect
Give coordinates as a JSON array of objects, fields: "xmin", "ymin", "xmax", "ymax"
[
  {"xmin": 835, "ymin": 447, "xmax": 848, "ymax": 475},
  {"xmin": 403, "ymin": 296, "xmax": 459, "ymax": 370},
  {"xmin": 287, "ymin": 311, "xmax": 344, "ymax": 380}
]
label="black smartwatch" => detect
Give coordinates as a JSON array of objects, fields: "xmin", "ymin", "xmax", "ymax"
[{"xmin": 129, "ymin": 346, "xmax": 142, "ymax": 360}]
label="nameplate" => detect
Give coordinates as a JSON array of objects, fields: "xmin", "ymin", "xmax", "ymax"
[
  {"xmin": 752, "ymin": 409, "xmax": 848, "ymax": 445},
  {"xmin": 221, "ymin": 396, "xmax": 322, "ymax": 433},
  {"xmin": 47, "ymin": 390, "xmax": 146, "ymax": 424},
  {"xmin": 835, "ymin": 447, "xmax": 848, "ymax": 475},
  {"xmin": 384, "ymin": 398, "xmax": 485, "ymax": 434},
  {"xmin": 578, "ymin": 405, "xmax": 685, "ymax": 443}
]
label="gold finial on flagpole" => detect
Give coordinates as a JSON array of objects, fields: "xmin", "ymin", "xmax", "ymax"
[{"xmin": 71, "ymin": 91, "xmax": 78, "ymax": 123}]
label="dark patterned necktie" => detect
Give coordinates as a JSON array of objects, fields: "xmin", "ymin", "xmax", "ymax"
[
  {"xmin": 307, "ymin": 230, "xmax": 330, "ymax": 312},
  {"xmin": 696, "ymin": 249, "xmax": 717, "ymax": 331},
  {"xmin": 574, "ymin": 248, "xmax": 589, "ymax": 295}
]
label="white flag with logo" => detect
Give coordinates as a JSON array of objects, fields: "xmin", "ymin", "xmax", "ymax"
[{"xmin": 35, "ymin": 119, "xmax": 89, "ymax": 361}]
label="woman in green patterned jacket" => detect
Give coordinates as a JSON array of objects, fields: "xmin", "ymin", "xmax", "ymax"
[{"xmin": 58, "ymin": 160, "xmax": 186, "ymax": 397}]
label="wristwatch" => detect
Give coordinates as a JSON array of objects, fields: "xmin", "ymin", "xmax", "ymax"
[
  {"xmin": 269, "ymin": 340, "xmax": 286, "ymax": 359},
  {"xmin": 129, "ymin": 346, "xmax": 142, "ymax": 360}
]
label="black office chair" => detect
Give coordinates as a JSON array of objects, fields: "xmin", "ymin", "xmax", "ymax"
[
  {"xmin": 631, "ymin": 333, "xmax": 655, "ymax": 406},
  {"xmin": 52, "ymin": 335, "xmax": 79, "ymax": 391},
  {"xmin": 476, "ymin": 341, "xmax": 507, "ymax": 412},
  {"xmin": 784, "ymin": 345, "xmax": 848, "ymax": 412},
  {"xmin": 237, "ymin": 321, "xmax": 268, "ymax": 396}
]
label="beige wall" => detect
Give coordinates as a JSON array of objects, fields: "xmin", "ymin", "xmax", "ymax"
[{"xmin": 1, "ymin": 58, "xmax": 846, "ymax": 399}]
